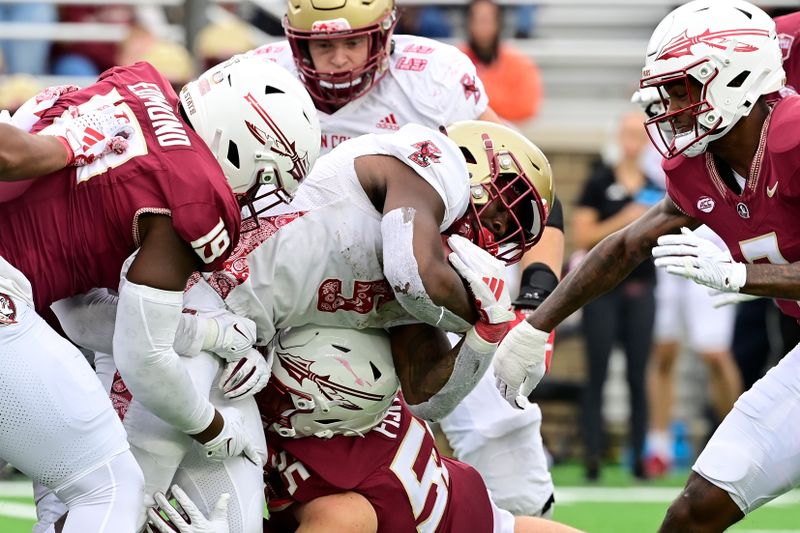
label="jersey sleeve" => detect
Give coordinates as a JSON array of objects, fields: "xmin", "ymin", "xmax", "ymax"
[
  {"xmin": 375, "ymin": 123, "xmax": 470, "ymax": 230},
  {"xmin": 394, "ymin": 37, "xmax": 488, "ymax": 124}
]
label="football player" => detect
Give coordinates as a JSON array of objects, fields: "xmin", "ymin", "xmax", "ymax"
[
  {"xmin": 148, "ymin": 325, "xmax": 583, "ymax": 533},
  {"xmin": 249, "ymin": 0, "xmax": 563, "ymax": 516},
  {"xmin": 492, "ymin": 1, "xmax": 800, "ymax": 531},
  {"xmin": 58, "ymin": 119, "xmax": 553, "ymax": 532},
  {"xmin": 0, "ymin": 55, "xmax": 318, "ymax": 532}
]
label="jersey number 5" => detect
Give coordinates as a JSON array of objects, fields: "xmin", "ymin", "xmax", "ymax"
[{"xmin": 389, "ymin": 419, "xmax": 450, "ymax": 533}]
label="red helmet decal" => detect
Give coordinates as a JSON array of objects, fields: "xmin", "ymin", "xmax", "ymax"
[{"xmin": 656, "ymin": 28, "xmax": 769, "ymax": 61}]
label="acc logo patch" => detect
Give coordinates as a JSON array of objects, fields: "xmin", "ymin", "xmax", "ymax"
[
  {"xmin": 461, "ymin": 74, "xmax": 481, "ymax": 103},
  {"xmin": 0, "ymin": 293, "xmax": 17, "ymax": 325},
  {"xmin": 408, "ymin": 141, "xmax": 442, "ymax": 168},
  {"xmin": 778, "ymin": 33, "xmax": 794, "ymax": 61},
  {"xmin": 697, "ymin": 196, "xmax": 715, "ymax": 213}
]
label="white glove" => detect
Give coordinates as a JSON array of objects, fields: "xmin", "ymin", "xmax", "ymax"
[
  {"xmin": 652, "ymin": 227, "xmax": 747, "ymax": 293},
  {"xmin": 202, "ymin": 412, "xmax": 264, "ymax": 467},
  {"xmin": 147, "ymin": 485, "xmax": 229, "ymax": 533},
  {"xmin": 708, "ymin": 290, "xmax": 760, "ymax": 308},
  {"xmin": 447, "ymin": 234, "xmax": 515, "ymax": 325},
  {"xmin": 218, "ymin": 348, "xmax": 272, "ymax": 400},
  {"xmin": 493, "ymin": 320, "xmax": 551, "ymax": 408},
  {"xmin": 175, "ymin": 311, "xmax": 257, "ymax": 361},
  {"xmin": 39, "ymin": 104, "xmax": 134, "ymax": 166},
  {"xmin": 11, "ymin": 84, "xmax": 80, "ymax": 132}
]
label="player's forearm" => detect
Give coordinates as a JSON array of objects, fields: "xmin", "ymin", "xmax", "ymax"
[
  {"xmin": 529, "ymin": 230, "xmax": 646, "ymax": 332},
  {"xmin": 743, "ymin": 262, "xmax": 800, "ymax": 300},
  {"xmin": 0, "ymin": 125, "xmax": 69, "ymax": 181},
  {"xmin": 424, "ymin": 263, "xmax": 479, "ymax": 324}
]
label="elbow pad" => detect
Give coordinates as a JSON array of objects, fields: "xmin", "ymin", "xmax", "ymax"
[
  {"xmin": 407, "ymin": 327, "xmax": 495, "ymax": 421},
  {"xmin": 545, "ymin": 196, "xmax": 564, "ymax": 231},
  {"xmin": 52, "ymin": 288, "xmax": 119, "ymax": 354},
  {"xmin": 381, "ymin": 208, "xmax": 471, "ymax": 332},
  {"xmin": 113, "ymin": 280, "xmax": 215, "ymax": 435},
  {"xmin": 513, "ymin": 263, "xmax": 559, "ymax": 311}
]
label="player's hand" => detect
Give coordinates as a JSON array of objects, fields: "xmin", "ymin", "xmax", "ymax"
[
  {"xmin": 202, "ymin": 411, "xmax": 264, "ymax": 467},
  {"xmin": 708, "ymin": 289, "xmax": 759, "ymax": 309},
  {"xmin": 147, "ymin": 485, "xmax": 229, "ymax": 533},
  {"xmin": 447, "ymin": 234, "xmax": 515, "ymax": 326},
  {"xmin": 41, "ymin": 104, "xmax": 134, "ymax": 166},
  {"xmin": 11, "ymin": 84, "xmax": 80, "ymax": 132},
  {"xmin": 493, "ymin": 320, "xmax": 553, "ymax": 408},
  {"xmin": 205, "ymin": 312, "xmax": 258, "ymax": 362},
  {"xmin": 653, "ymin": 227, "xmax": 747, "ymax": 293},
  {"xmin": 218, "ymin": 347, "xmax": 272, "ymax": 400}
]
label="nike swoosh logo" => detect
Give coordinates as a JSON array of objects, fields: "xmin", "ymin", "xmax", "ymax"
[{"xmin": 767, "ymin": 181, "xmax": 778, "ymax": 198}]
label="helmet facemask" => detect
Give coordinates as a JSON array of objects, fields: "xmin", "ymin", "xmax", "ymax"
[
  {"xmin": 449, "ymin": 134, "xmax": 548, "ymax": 265},
  {"xmin": 284, "ymin": 10, "xmax": 397, "ymax": 112},
  {"xmin": 640, "ymin": 59, "xmax": 724, "ymax": 158}
]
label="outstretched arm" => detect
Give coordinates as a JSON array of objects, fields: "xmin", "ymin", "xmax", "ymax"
[
  {"xmin": 0, "ymin": 124, "xmax": 71, "ymax": 181},
  {"xmin": 530, "ymin": 198, "xmax": 695, "ymax": 331}
]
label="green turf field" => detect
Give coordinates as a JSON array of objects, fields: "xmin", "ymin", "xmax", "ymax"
[{"xmin": 0, "ymin": 464, "xmax": 797, "ymax": 532}]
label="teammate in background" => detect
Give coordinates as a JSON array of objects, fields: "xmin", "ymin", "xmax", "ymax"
[
  {"xmin": 775, "ymin": 10, "xmax": 799, "ymax": 94},
  {"xmin": 491, "ymin": 1, "xmax": 800, "ymax": 531},
  {"xmin": 0, "ymin": 55, "xmax": 317, "ymax": 532},
  {"xmin": 251, "ymin": 0, "xmax": 564, "ymax": 517}
]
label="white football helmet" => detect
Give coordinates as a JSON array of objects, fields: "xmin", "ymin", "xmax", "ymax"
[
  {"xmin": 260, "ymin": 325, "xmax": 399, "ymax": 439},
  {"xmin": 180, "ymin": 54, "xmax": 321, "ymax": 221},
  {"xmin": 639, "ymin": 0, "xmax": 785, "ymax": 158}
]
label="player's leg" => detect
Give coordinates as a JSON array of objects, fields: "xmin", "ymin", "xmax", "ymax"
[
  {"xmin": 685, "ymin": 279, "xmax": 740, "ymax": 421},
  {"xmin": 646, "ymin": 269, "xmax": 682, "ymax": 474},
  {"xmin": 620, "ymin": 281, "xmax": 655, "ymax": 478},
  {"xmin": 293, "ymin": 492, "xmax": 378, "ymax": 533},
  {"xmin": 580, "ymin": 290, "xmax": 619, "ymax": 479},
  {"xmin": 660, "ymin": 342, "xmax": 800, "ymax": 532},
  {"xmin": 122, "ymin": 349, "xmax": 222, "ymax": 527},
  {"xmin": 0, "ymin": 294, "xmax": 143, "ymax": 533},
  {"xmin": 173, "ymin": 390, "xmax": 266, "ymax": 533},
  {"xmin": 32, "ymin": 483, "xmax": 66, "ymax": 533},
  {"xmin": 441, "ymin": 373, "xmax": 555, "ymax": 517}
]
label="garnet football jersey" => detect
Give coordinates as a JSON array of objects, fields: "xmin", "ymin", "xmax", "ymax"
[
  {"xmin": 0, "ymin": 62, "xmax": 241, "ymax": 311},
  {"xmin": 664, "ymin": 95, "xmax": 800, "ymax": 319},
  {"xmin": 183, "ymin": 123, "xmax": 470, "ymax": 343},
  {"xmin": 265, "ymin": 396, "xmax": 495, "ymax": 533},
  {"xmin": 776, "ymin": 12, "xmax": 800, "ymax": 91},
  {"xmin": 250, "ymin": 35, "xmax": 488, "ymax": 154}
]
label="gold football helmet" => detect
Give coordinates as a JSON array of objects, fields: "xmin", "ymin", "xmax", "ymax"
[
  {"xmin": 284, "ymin": 0, "xmax": 397, "ymax": 111},
  {"xmin": 444, "ymin": 121, "xmax": 554, "ymax": 264}
]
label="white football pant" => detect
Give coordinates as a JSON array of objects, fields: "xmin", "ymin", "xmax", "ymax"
[{"xmin": 0, "ymin": 267, "xmax": 143, "ymax": 533}]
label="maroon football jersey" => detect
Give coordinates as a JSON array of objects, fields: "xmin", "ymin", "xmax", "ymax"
[
  {"xmin": 0, "ymin": 62, "xmax": 240, "ymax": 311},
  {"xmin": 265, "ymin": 396, "xmax": 495, "ymax": 533},
  {"xmin": 776, "ymin": 12, "xmax": 800, "ymax": 91},
  {"xmin": 664, "ymin": 95, "xmax": 800, "ymax": 318}
]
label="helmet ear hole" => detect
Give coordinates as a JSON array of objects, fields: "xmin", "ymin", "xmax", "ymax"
[
  {"xmin": 727, "ymin": 71, "xmax": 750, "ymax": 88},
  {"xmin": 264, "ymin": 85, "xmax": 285, "ymax": 96},
  {"xmin": 226, "ymin": 140, "xmax": 240, "ymax": 169},
  {"xmin": 459, "ymin": 146, "xmax": 477, "ymax": 164}
]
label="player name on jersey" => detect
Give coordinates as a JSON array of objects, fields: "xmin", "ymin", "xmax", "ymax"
[{"xmin": 128, "ymin": 82, "xmax": 190, "ymax": 147}]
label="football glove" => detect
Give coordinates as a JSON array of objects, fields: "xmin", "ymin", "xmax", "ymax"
[
  {"xmin": 494, "ymin": 320, "xmax": 554, "ymax": 408},
  {"xmin": 147, "ymin": 485, "xmax": 229, "ymax": 533},
  {"xmin": 653, "ymin": 227, "xmax": 747, "ymax": 293},
  {"xmin": 175, "ymin": 310, "xmax": 257, "ymax": 362},
  {"xmin": 447, "ymin": 234, "xmax": 515, "ymax": 327},
  {"xmin": 202, "ymin": 412, "xmax": 264, "ymax": 467},
  {"xmin": 708, "ymin": 290, "xmax": 760, "ymax": 309},
  {"xmin": 40, "ymin": 104, "xmax": 134, "ymax": 166},
  {"xmin": 219, "ymin": 348, "xmax": 272, "ymax": 400}
]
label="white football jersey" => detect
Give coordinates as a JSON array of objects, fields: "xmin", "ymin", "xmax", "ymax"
[
  {"xmin": 184, "ymin": 124, "xmax": 469, "ymax": 343},
  {"xmin": 250, "ymin": 34, "xmax": 489, "ymax": 154}
]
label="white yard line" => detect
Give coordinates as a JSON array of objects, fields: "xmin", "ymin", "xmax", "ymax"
[
  {"xmin": 554, "ymin": 486, "xmax": 800, "ymax": 507},
  {"xmin": 0, "ymin": 501, "xmax": 36, "ymax": 520},
  {"xmin": 0, "ymin": 481, "xmax": 32, "ymax": 498}
]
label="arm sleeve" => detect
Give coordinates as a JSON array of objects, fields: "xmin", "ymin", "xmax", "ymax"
[
  {"xmin": 545, "ymin": 195, "xmax": 563, "ymax": 231},
  {"xmin": 113, "ymin": 279, "xmax": 215, "ymax": 435},
  {"xmin": 406, "ymin": 327, "xmax": 495, "ymax": 421}
]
